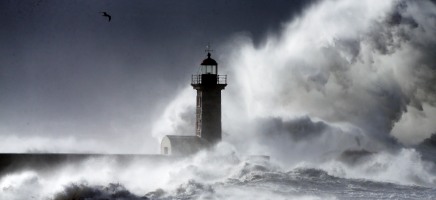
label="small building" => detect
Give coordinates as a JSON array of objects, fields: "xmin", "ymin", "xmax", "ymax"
[
  {"xmin": 161, "ymin": 135, "xmax": 210, "ymax": 156},
  {"xmin": 161, "ymin": 49, "xmax": 227, "ymax": 155}
]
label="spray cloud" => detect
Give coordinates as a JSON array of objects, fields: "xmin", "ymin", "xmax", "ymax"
[{"xmin": 152, "ymin": 0, "xmax": 436, "ymax": 159}]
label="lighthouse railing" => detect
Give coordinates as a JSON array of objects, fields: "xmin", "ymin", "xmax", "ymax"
[
  {"xmin": 191, "ymin": 75, "xmax": 201, "ymax": 84},
  {"xmin": 217, "ymin": 75, "xmax": 227, "ymax": 84},
  {"xmin": 191, "ymin": 75, "xmax": 227, "ymax": 85}
]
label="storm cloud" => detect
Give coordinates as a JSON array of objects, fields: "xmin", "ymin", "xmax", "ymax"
[{"xmin": 0, "ymin": 0, "xmax": 314, "ymax": 153}]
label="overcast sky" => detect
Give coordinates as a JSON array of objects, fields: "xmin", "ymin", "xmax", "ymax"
[{"xmin": 0, "ymin": 0, "xmax": 316, "ymax": 153}]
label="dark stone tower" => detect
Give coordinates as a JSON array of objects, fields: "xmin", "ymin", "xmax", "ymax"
[{"xmin": 191, "ymin": 51, "xmax": 227, "ymax": 144}]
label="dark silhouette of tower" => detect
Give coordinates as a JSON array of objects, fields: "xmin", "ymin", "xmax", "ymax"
[
  {"xmin": 160, "ymin": 49, "xmax": 226, "ymax": 155},
  {"xmin": 191, "ymin": 50, "xmax": 227, "ymax": 144}
]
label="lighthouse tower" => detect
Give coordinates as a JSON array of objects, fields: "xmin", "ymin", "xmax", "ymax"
[
  {"xmin": 161, "ymin": 49, "xmax": 226, "ymax": 155},
  {"xmin": 191, "ymin": 50, "xmax": 227, "ymax": 144}
]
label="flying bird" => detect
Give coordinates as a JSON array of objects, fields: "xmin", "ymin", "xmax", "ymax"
[{"xmin": 100, "ymin": 11, "xmax": 111, "ymax": 22}]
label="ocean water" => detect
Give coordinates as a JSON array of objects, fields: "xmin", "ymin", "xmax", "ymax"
[{"xmin": 1, "ymin": 145, "xmax": 435, "ymax": 200}]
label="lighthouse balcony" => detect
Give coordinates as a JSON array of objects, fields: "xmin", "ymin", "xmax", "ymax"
[{"xmin": 191, "ymin": 74, "xmax": 227, "ymax": 85}]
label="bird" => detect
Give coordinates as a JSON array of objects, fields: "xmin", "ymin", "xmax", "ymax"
[{"xmin": 100, "ymin": 11, "xmax": 111, "ymax": 22}]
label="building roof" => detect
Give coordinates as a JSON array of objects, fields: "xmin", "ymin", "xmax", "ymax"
[{"xmin": 162, "ymin": 135, "xmax": 210, "ymax": 155}]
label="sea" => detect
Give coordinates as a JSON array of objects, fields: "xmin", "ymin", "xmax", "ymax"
[{"xmin": 1, "ymin": 144, "xmax": 435, "ymax": 200}]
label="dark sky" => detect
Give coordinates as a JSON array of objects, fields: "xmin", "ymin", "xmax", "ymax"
[{"xmin": 0, "ymin": 0, "xmax": 314, "ymax": 153}]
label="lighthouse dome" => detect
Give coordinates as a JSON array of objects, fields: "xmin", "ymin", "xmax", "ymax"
[{"xmin": 201, "ymin": 53, "xmax": 217, "ymax": 66}]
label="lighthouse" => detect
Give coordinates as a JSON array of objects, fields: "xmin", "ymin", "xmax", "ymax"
[
  {"xmin": 161, "ymin": 49, "xmax": 227, "ymax": 155},
  {"xmin": 191, "ymin": 50, "xmax": 227, "ymax": 144}
]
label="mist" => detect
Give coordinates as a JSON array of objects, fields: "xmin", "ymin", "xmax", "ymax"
[{"xmin": 153, "ymin": 0, "xmax": 436, "ymax": 158}]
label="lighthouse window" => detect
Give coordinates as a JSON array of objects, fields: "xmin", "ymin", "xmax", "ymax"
[{"xmin": 202, "ymin": 65, "xmax": 216, "ymax": 74}]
